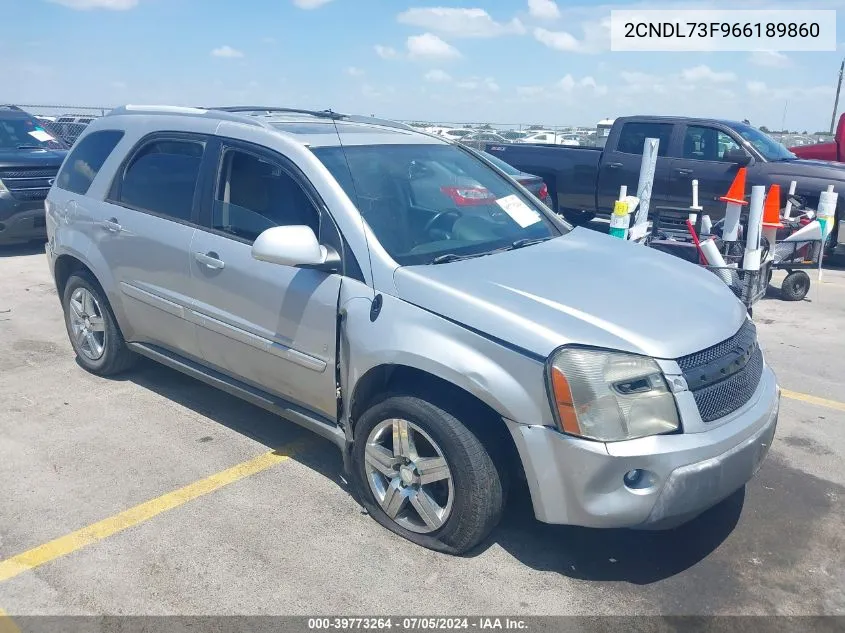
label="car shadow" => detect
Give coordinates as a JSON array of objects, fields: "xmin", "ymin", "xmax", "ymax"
[
  {"xmin": 101, "ymin": 358, "xmax": 742, "ymax": 584},
  {"xmin": 480, "ymin": 481, "xmax": 744, "ymax": 584},
  {"xmin": 0, "ymin": 240, "xmax": 46, "ymax": 258},
  {"xmin": 101, "ymin": 357, "xmax": 348, "ymax": 493}
]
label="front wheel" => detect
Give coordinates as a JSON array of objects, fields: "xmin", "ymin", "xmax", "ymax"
[{"xmin": 352, "ymin": 395, "xmax": 504, "ymax": 554}]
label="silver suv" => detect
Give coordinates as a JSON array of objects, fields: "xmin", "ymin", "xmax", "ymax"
[{"xmin": 45, "ymin": 105, "xmax": 779, "ymax": 554}]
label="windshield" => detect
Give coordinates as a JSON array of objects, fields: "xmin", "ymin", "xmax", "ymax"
[
  {"xmin": 0, "ymin": 115, "xmax": 65, "ymax": 150},
  {"xmin": 729, "ymin": 122, "xmax": 796, "ymax": 161},
  {"xmin": 313, "ymin": 143, "xmax": 565, "ymax": 265}
]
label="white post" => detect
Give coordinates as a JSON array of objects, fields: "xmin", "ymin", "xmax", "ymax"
[
  {"xmin": 817, "ymin": 184, "xmax": 838, "ymax": 283},
  {"xmin": 618, "ymin": 185, "xmax": 627, "ymax": 201},
  {"xmin": 630, "ymin": 137, "xmax": 659, "ymax": 242},
  {"xmin": 689, "ymin": 179, "xmax": 703, "ymax": 224},
  {"xmin": 743, "ymin": 186, "xmax": 766, "ymax": 271},
  {"xmin": 783, "ymin": 180, "xmax": 798, "ymax": 219}
]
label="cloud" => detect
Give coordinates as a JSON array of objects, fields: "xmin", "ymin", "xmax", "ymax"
[
  {"xmin": 527, "ymin": 0, "xmax": 560, "ymax": 20},
  {"xmin": 518, "ymin": 74, "xmax": 607, "ymax": 98},
  {"xmin": 424, "ymin": 69, "xmax": 453, "ymax": 83},
  {"xmin": 374, "ymin": 45, "xmax": 398, "ymax": 59},
  {"xmin": 424, "ymin": 70, "xmax": 498, "ymax": 92},
  {"xmin": 292, "ymin": 0, "xmax": 333, "ymax": 8},
  {"xmin": 211, "ymin": 45, "xmax": 244, "ymax": 58},
  {"xmin": 111, "ymin": 81, "xmax": 127, "ymax": 89},
  {"xmin": 680, "ymin": 65, "xmax": 736, "ymax": 83},
  {"xmin": 532, "ymin": 18, "xmax": 609, "ymax": 54},
  {"xmin": 747, "ymin": 81, "xmax": 767, "ymax": 95},
  {"xmin": 48, "ymin": 0, "xmax": 138, "ymax": 8},
  {"xmin": 346, "ymin": 66, "xmax": 365, "ymax": 77},
  {"xmin": 397, "ymin": 7, "xmax": 525, "ymax": 38},
  {"xmin": 749, "ymin": 51, "xmax": 793, "ymax": 68},
  {"xmin": 406, "ymin": 33, "xmax": 461, "ymax": 60}
]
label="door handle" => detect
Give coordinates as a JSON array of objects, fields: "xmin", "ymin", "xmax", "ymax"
[
  {"xmin": 194, "ymin": 251, "xmax": 225, "ymax": 270},
  {"xmin": 607, "ymin": 162, "xmax": 623, "ymax": 169},
  {"xmin": 675, "ymin": 168, "xmax": 693, "ymax": 176},
  {"xmin": 101, "ymin": 218, "xmax": 122, "ymax": 233}
]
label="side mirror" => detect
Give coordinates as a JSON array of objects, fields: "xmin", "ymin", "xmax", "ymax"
[
  {"xmin": 251, "ymin": 225, "xmax": 340, "ymax": 272},
  {"xmin": 725, "ymin": 148, "xmax": 752, "ymax": 166}
]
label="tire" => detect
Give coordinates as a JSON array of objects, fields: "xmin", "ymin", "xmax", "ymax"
[
  {"xmin": 781, "ymin": 270, "xmax": 811, "ymax": 302},
  {"xmin": 352, "ymin": 395, "xmax": 505, "ymax": 555},
  {"xmin": 62, "ymin": 272, "xmax": 136, "ymax": 375}
]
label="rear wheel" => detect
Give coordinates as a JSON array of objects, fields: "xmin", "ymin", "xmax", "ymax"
[
  {"xmin": 353, "ymin": 395, "xmax": 504, "ymax": 554},
  {"xmin": 62, "ymin": 272, "xmax": 136, "ymax": 375},
  {"xmin": 781, "ymin": 270, "xmax": 811, "ymax": 301}
]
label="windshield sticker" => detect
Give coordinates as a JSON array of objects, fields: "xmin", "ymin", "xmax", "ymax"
[
  {"xmin": 496, "ymin": 194, "xmax": 542, "ymax": 228},
  {"xmin": 28, "ymin": 130, "xmax": 55, "ymax": 143}
]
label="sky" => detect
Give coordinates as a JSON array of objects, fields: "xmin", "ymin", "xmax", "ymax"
[{"xmin": 5, "ymin": 0, "xmax": 845, "ymax": 131}]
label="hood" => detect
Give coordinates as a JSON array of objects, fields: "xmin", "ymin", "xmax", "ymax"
[
  {"xmin": 393, "ymin": 228, "xmax": 747, "ymax": 360},
  {"xmin": 0, "ymin": 148, "xmax": 68, "ymax": 167},
  {"xmin": 765, "ymin": 158, "xmax": 845, "ymax": 179}
]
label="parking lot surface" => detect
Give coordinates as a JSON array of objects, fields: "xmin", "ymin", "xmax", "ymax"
[{"xmin": 1, "ymin": 242, "xmax": 843, "ymax": 616}]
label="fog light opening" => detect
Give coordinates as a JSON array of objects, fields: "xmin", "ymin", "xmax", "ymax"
[{"xmin": 623, "ymin": 468, "xmax": 656, "ymax": 491}]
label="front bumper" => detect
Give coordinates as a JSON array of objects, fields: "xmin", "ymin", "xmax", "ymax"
[
  {"xmin": 0, "ymin": 194, "xmax": 47, "ymax": 244},
  {"xmin": 507, "ymin": 365, "xmax": 779, "ymax": 529}
]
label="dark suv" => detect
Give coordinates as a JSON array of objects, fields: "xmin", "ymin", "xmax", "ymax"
[{"xmin": 0, "ymin": 105, "xmax": 68, "ymax": 245}]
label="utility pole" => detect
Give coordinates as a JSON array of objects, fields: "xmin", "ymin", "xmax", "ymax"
[{"xmin": 830, "ymin": 58, "xmax": 844, "ymax": 135}]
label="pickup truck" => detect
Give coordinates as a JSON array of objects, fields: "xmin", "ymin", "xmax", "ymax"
[
  {"xmin": 487, "ymin": 115, "xmax": 845, "ymax": 256},
  {"xmin": 790, "ymin": 113, "xmax": 845, "ymax": 163}
]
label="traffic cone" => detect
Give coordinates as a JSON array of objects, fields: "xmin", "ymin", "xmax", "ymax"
[
  {"xmin": 720, "ymin": 168, "xmax": 748, "ymax": 241},
  {"xmin": 761, "ymin": 184, "xmax": 782, "ymax": 257},
  {"xmin": 720, "ymin": 167, "xmax": 749, "ymax": 205}
]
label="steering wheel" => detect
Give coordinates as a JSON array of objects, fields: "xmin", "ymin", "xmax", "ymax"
[{"xmin": 423, "ymin": 209, "xmax": 462, "ymax": 236}]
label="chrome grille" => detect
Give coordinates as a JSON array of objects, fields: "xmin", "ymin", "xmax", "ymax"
[
  {"xmin": 0, "ymin": 167, "xmax": 59, "ymax": 202},
  {"xmin": 677, "ymin": 320, "xmax": 764, "ymax": 423}
]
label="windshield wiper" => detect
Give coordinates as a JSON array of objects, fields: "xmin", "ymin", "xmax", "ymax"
[
  {"xmin": 508, "ymin": 237, "xmax": 551, "ymax": 250},
  {"xmin": 431, "ymin": 253, "xmax": 484, "ymax": 264},
  {"xmin": 16, "ymin": 144, "xmax": 44, "ymax": 150}
]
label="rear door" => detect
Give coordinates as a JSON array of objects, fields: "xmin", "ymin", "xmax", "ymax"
[
  {"xmin": 597, "ymin": 120, "xmax": 676, "ymax": 215},
  {"xmin": 670, "ymin": 124, "xmax": 749, "ymax": 220},
  {"xmin": 187, "ymin": 138, "xmax": 343, "ymax": 419},
  {"xmin": 95, "ymin": 133, "xmax": 209, "ymax": 360}
]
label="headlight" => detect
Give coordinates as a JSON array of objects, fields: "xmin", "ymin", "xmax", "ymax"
[{"xmin": 547, "ymin": 347, "xmax": 680, "ymax": 442}]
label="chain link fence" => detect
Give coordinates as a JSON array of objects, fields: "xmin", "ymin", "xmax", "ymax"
[{"xmin": 16, "ymin": 105, "xmax": 112, "ymax": 147}]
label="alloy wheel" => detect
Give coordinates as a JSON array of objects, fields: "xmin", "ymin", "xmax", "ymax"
[{"xmin": 364, "ymin": 418, "xmax": 454, "ymax": 534}]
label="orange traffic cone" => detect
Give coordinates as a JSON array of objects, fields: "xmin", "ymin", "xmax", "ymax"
[
  {"xmin": 720, "ymin": 167, "xmax": 749, "ymax": 206},
  {"xmin": 762, "ymin": 184, "xmax": 782, "ymax": 228}
]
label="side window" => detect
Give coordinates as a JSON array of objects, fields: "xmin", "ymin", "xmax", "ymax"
[
  {"xmin": 117, "ymin": 139, "xmax": 203, "ymax": 221},
  {"xmin": 56, "ymin": 130, "xmax": 124, "ymax": 195},
  {"xmin": 212, "ymin": 149, "xmax": 320, "ymax": 243},
  {"xmin": 683, "ymin": 126, "xmax": 741, "ymax": 161},
  {"xmin": 616, "ymin": 122, "xmax": 673, "ymax": 157}
]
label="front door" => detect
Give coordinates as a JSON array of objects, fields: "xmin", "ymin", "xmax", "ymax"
[
  {"xmin": 670, "ymin": 124, "xmax": 749, "ymax": 221},
  {"xmin": 187, "ymin": 140, "xmax": 342, "ymax": 419}
]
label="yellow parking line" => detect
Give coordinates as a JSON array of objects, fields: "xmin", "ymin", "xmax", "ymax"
[
  {"xmin": 0, "ymin": 443, "xmax": 305, "ymax": 584},
  {"xmin": 782, "ymin": 389, "xmax": 845, "ymax": 413},
  {"xmin": 0, "ymin": 609, "xmax": 21, "ymax": 633}
]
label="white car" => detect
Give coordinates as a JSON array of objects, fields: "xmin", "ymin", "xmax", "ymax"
[
  {"xmin": 519, "ymin": 131, "xmax": 575, "ymax": 146},
  {"xmin": 440, "ymin": 128, "xmax": 475, "ymax": 142}
]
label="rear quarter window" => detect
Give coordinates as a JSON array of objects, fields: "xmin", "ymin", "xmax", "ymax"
[{"xmin": 56, "ymin": 130, "xmax": 125, "ymax": 195}]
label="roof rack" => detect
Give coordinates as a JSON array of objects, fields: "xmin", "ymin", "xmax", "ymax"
[
  {"xmin": 209, "ymin": 106, "xmax": 345, "ymax": 120},
  {"xmin": 105, "ymin": 105, "xmax": 270, "ymax": 129}
]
